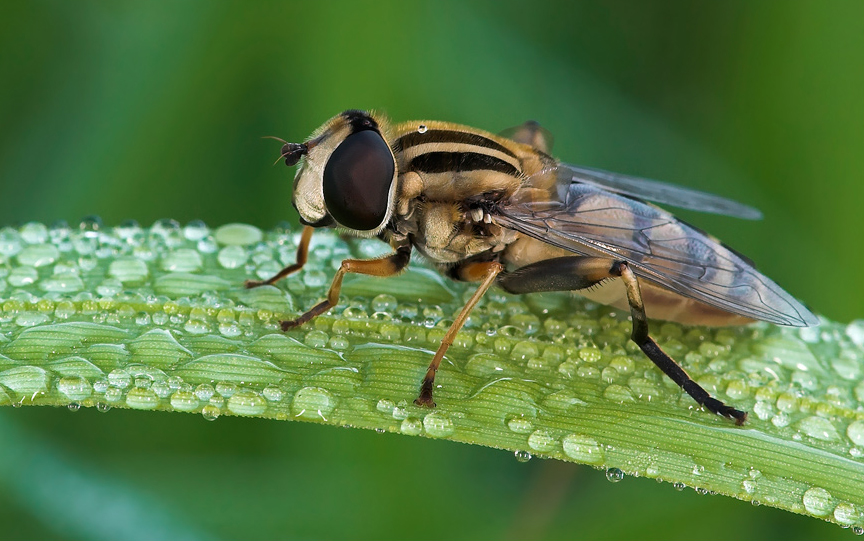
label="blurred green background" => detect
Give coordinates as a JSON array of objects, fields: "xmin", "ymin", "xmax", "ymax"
[{"xmin": 0, "ymin": 1, "xmax": 861, "ymax": 539}]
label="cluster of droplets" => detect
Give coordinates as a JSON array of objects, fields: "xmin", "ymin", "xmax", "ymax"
[{"xmin": 0, "ymin": 221, "xmax": 863, "ymax": 528}]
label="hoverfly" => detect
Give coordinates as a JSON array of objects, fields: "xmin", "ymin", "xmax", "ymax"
[{"xmin": 247, "ymin": 109, "xmax": 818, "ymax": 425}]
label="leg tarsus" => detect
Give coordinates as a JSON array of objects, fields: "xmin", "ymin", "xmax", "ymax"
[{"xmin": 416, "ymin": 261, "xmax": 503, "ymax": 407}]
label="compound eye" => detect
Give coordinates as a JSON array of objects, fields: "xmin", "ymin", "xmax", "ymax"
[{"xmin": 323, "ymin": 130, "xmax": 395, "ymax": 231}]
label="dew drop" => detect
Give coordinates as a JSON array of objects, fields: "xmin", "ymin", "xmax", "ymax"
[
  {"xmin": 400, "ymin": 417, "xmax": 423, "ymax": 436},
  {"xmin": 742, "ymin": 479, "xmax": 757, "ymax": 494},
  {"xmin": 514, "ymin": 450, "xmax": 532, "ymax": 463},
  {"xmin": 125, "ymin": 387, "xmax": 160, "ymax": 410},
  {"xmin": 376, "ymin": 398, "xmax": 396, "ymax": 415},
  {"xmin": 194, "ymin": 383, "xmax": 215, "ymax": 401},
  {"xmin": 201, "ymin": 404, "xmax": 220, "ymax": 421},
  {"xmin": 108, "ymin": 369, "xmax": 131, "ymax": 389},
  {"xmin": 562, "ymin": 434, "xmax": 605, "ymax": 464},
  {"xmin": 371, "ymin": 294, "xmax": 398, "ymax": 313},
  {"xmin": 834, "ymin": 503, "xmax": 863, "ymax": 526},
  {"xmin": 847, "ymin": 420, "xmax": 864, "ymax": 446},
  {"xmin": 104, "ymin": 387, "xmax": 123, "ymax": 403},
  {"xmin": 506, "ymin": 415, "xmax": 534, "ymax": 434},
  {"xmin": 15, "ymin": 313, "xmax": 49, "ymax": 327},
  {"xmin": 802, "ymin": 487, "xmax": 836, "ymax": 517},
  {"xmin": 215, "ymin": 381, "xmax": 237, "ymax": 398},
  {"xmin": 605, "ymin": 468, "xmax": 624, "ymax": 483},
  {"xmin": 96, "ymin": 402, "xmax": 111, "ymax": 413},
  {"xmin": 170, "ymin": 390, "xmax": 200, "ymax": 412},
  {"xmin": 214, "ymin": 223, "xmax": 263, "ymax": 246},
  {"xmin": 67, "ymin": 402, "xmax": 81, "ymax": 412},
  {"xmin": 527, "ymin": 429, "xmax": 559, "ymax": 453},
  {"xmin": 217, "ymin": 245, "xmax": 248, "ymax": 269},
  {"xmin": 262, "ymin": 385, "xmax": 284, "ymax": 402},
  {"xmin": 417, "ymin": 124, "xmax": 428, "ymax": 134},
  {"xmin": 673, "ymin": 482, "xmax": 686, "ymax": 491},
  {"xmin": 183, "ymin": 220, "xmax": 210, "ymax": 241},
  {"xmin": 292, "ymin": 387, "xmax": 335, "ymax": 420},
  {"xmin": 227, "ymin": 390, "xmax": 267, "ymax": 416},
  {"xmin": 57, "ymin": 376, "xmax": 92, "ymax": 401},
  {"xmin": 423, "ymin": 411, "xmax": 454, "ymax": 437},
  {"xmin": 797, "ymin": 416, "xmax": 840, "ymax": 441}
]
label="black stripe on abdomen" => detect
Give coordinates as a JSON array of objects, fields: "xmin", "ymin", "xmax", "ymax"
[
  {"xmin": 408, "ymin": 152, "xmax": 520, "ymax": 176},
  {"xmin": 396, "ymin": 130, "xmax": 517, "ymax": 158}
]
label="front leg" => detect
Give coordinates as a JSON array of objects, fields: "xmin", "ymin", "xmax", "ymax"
[
  {"xmin": 415, "ymin": 260, "xmax": 504, "ymax": 407},
  {"xmin": 499, "ymin": 256, "xmax": 747, "ymax": 425},
  {"xmin": 280, "ymin": 245, "xmax": 412, "ymax": 331},
  {"xmin": 245, "ymin": 225, "xmax": 315, "ymax": 288}
]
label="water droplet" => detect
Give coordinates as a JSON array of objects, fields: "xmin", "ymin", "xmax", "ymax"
[
  {"xmin": 371, "ymin": 294, "xmax": 398, "ymax": 313},
  {"xmin": 797, "ymin": 416, "xmax": 840, "ymax": 441},
  {"xmin": 19, "ymin": 222, "xmax": 49, "ymax": 244},
  {"xmin": 853, "ymin": 526, "xmax": 864, "ymax": 536},
  {"xmin": 376, "ymin": 398, "xmax": 396, "ymax": 415},
  {"xmin": 847, "ymin": 420, "xmax": 864, "ymax": 446},
  {"xmin": 725, "ymin": 379, "xmax": 749, "ymax": 400},
  {"xmin": 605, "ymin": 468, "xmax": 624, "ymax": 483},
  {"xmin": 7, "ymin": 266, "xmax": 37, "ymax": 286},
  {"xmin": 227, "ymin": 390, "xmax": 267, "ymax": 416},
  {"xmin": 802, "ymin": 487, "xmax": 835, "ymax": 517},
  {"xmin": 303, "ymin": 269, "xmax": 327, "ymax": 288},
  {"xmin": 57, "ymin": 376, "xmax": 92, "ymax": 401},
  {"xmin": 0, "ymin": 227, "xmax": 24, "ymax": 256},
  {"xmin": 108, "ymin": 258, "xmax": 149, "ymax": 283},
  {"xmin": 510, "ymin": 341, "xmax": 539, "ymax": 361},
  {"xmin": 527, "ymin": 429, "xmax": 559, "ymax": 453},
  {"xmin": 673, "ymin": 482, "xmax": 686, "ymax": 491},
  {"xmin": 262, "ymin": 385, "xmax": 284, "ymax": 402},
  {"xmin": 125, "ymin": 387, "xmax": 159, "ymax": 410},
  {"xmin": 67, "ymin": 402, "xmax": 81, "ymax": 412},
  {"xmin": 423, "ymin": 411, "xmax": 454, "ymax": 437},
  {"xmin": 506, "ymin": 415, "xmax": 534, "ymax": 434},
  {"xmin": 578, "ymin": 347, "xmax": 602, "ymax": 363},
  {"xmin": 304, "ymin": 330, "xmax": 329, "ymax": 348},
  {"xmin": 400, "ymin": 417, "xmax": 423, "ymax": 436},
  {"xmin": 215, "ymin": 381, "xmax": 237, "ymax": 398},
  {"xmin": 834, "ymin": 503, "xmax": 863, "ymax": 526},
  {"xmin": 214, "ymin": 223, "xmax": 263, "ymax": 246},
  {"xmin": 742, "ymin": 479, "xmax": 757, "ymax": 494},
  {"xmin": 104, "ymin": 387, "xmax": 122, "ymax": 402},
  {"xmin": 514, "ymin": 450, "xmax": 532, "ymax": 463},
  {"xmin": 107, "ymin": 369, "xmax": 131, "ymax": 389},
  {"xmin": 201, "ymin": 404, "xmax": 220, "ymax": 421},
  {"xmin": 170, "ymin": 390, "xmax": 200, "ymax": 412},
  {"xmin": 217, "ymin": 245, "xmax": 248, "ymax": 269},
  {"xmin": 194, "ymin": 384, "xmax": 215, "ymax": 401},
  {"xmin": 562, "ymin": 434, "xmax": 605, "ymax": 464},
  {"xmin": 183, "ymin": 220, "xmax": 209, "ymax": 241},
  {"xmin": 16, "ymin": 243, "xmax": 59, "ymax": 267},
  {"xmin": 96, "ymin": 402, "xmax": 111, "ymax": 413},
  {"xmin": 417, "ymin": 124, "xmax": 428, "ymax": 134},
  {"xmin": 15, "ymin": 313, "xmax": 49, "ymax": 327},
  {"xmin": 292, "ymin": 387, "xmax": 335, "ymax": 420}
]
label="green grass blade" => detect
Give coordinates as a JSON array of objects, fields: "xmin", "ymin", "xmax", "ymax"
[{"xmin": 0, "ymin": 220, "xmax": 862, "ymax": 531}]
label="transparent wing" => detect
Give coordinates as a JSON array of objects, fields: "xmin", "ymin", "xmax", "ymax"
[
  {"xmin": 557, "ymin": 163, "xmax": 763, "ymax": 220},
  {"xmin": 494, "ymin": 183, "xmax": 817, "ymax": 327}
]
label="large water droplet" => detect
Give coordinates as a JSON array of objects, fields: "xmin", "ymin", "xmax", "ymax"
[
  {"xmin": 797, "ymin": 416, "xmax": 840, "ymax": 441},
  {"xmin": 227, "ymin": 390, "xmax": 267, "ymax": 416},
  {"xmin": 423, "ymin": 411, "xmax": 454, "ymax": 437},
  {"xmin": 562, "ymin": 434, "xmax": 605, "ymax": 464},
  {"xmin": 834, "ymin": 503, "xmax": 863, "ymax": 526},
  {"xmin": 214, "ymin": 223, "xmax": 263, "ymax": 246},
  {"xmin": 400, "ymin": 417, "xmax": 423, "ymax": 436},
  {"xmin": 847, "ymin": 420, "xmax": 864, "ymax": 446},
  {"xmin": 802, "ymin": 487, "xmax": 835, "ymax": 517},
  {"xmin": 506, "ymin": 414, "xmax": 534, "ymax": 434},
  {"xmin": 108, "ymin": 258, "xmax": 149, "ymax": 283},
  {"xmin": 17, "ymin": 243, "xmax": 59, "ymax": 267},
  {"xmin": 292, "ymin": 387, "xmax": 335, "ymax": 420},
  {"xmin": 217, "ymin": 245, "xmax": 248, "ymax": 269},
  {"xmin": 57, "ymin": 376, "xmax": 93, "ymax": 401},
  {"xmin": 125, "ymin": 387, "xmax": 160, "ymax": 410},
  {"xmin": 527, "ymin": 429, "xmax": 559, "ymax": 453},
  {"xmin": 170, "ymin": 390, "xmax": 199, "ymax": 412}
]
